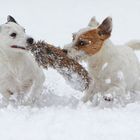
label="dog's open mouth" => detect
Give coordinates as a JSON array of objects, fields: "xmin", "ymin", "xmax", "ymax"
[{"xmin": 11, "ymin": 45, "xmax": 26, "ymax": 50}]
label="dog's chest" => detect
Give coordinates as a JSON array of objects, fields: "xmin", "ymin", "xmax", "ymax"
[
  {"xmin": 88, "ymin": 57, "xmax": 108, "ymax": 78},
  {"xmin": 87, "ymin": 56, "xmax": 113, "ymax": 90},
  {"xmin": 0, "ymin": 56, "xmax": 34, "ymax": 93}
]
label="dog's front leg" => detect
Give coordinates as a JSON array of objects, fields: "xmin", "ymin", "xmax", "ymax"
[
  {"xmin": 103, "ymin": 84, "xmax": 126, "ymax": 102},
  {"xmin": 0, "ymin": 90, "xmax": 14, "ymax": 106},
  {"xmin": 24, "ymin": 74, "xmax": 45, "ymax": 105},
  {"xmin": 82, "ymin": 81, "xmax": 96, "ymax": 102},
  {"xmin": 82, "ymin": 81, "xmax": 126, "ymax": 103},
  {"xmin": 134, "ymin": 77, "xmax": 140, "ymax": 92}
]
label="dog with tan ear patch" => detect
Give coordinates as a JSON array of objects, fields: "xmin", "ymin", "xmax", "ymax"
[{"xmin": 64, "ymin": 17, "xmax": 140, "ymax": 104}]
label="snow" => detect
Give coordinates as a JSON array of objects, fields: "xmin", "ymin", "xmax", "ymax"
[
  {"xmin": 117, "ymin": 71, "xmax": 124, "ymax": 81},
  {"xmin": 105, "ymin": 78, "xmax": 111, "ymax": 84},
  {"xmin": 102, "ymin": 62, "xmax": 108, "ymax": 71},
  {"xmin": 0, "ymin": 103, "xmax": 140, "ymax": 140},
  {"xmin": 0, "ymin": 0, "xmax": 140, "ymax": 140}
]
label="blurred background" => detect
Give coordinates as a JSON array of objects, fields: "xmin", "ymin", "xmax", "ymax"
[{"xmin": 1, "ymin": 0, "xmax": 140, "ymax": 46}]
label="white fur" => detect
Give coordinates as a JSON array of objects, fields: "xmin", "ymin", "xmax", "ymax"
[
  {"xmin": 64, "ymin": 18, "xmax": 140, "ymax": 103},
  {"xmin": 0, "ymin": 20, "xmax": 45, "ymax": 105},
  {"xmin": 126, "ymin": 40, "xmax": 140, "ymax": 50}
]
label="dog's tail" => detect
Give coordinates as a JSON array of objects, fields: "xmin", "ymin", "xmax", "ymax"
[{"xmin": 126, "ymin": 40, "xmax": 140, "ymax": 50}]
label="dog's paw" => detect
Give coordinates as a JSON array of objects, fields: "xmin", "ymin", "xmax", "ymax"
[
  {"xmin": 103, "ymin": 94, "xmax": 114, "ymax": 102},
  {"xmin": 20, "ymin": 96, "xmax": 36, "ymax": 106}
]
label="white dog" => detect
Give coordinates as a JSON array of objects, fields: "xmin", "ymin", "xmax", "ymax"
[
  {"xmin": 0, "ymin": 16, "xmax": 45, "ymax": 105},
  {"xmin": 63, "ymin": 17, "xmax": 140, "ymax": 103}
]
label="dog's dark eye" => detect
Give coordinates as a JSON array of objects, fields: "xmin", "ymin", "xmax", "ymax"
[
  {"xmin": 77, "ymin": 40, "xmax": 87, "ymax": 46},
  {"xmin": 10, "ymin": 33, "xmax": 17, "ymax": 38}
]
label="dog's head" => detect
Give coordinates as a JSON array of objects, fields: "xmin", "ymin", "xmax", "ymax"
[
  {"xmin": 0, "ymin": 15, "xmax": 34, "ymax": 52},
  {"xmin": 63, "ymin": 17, "xmax": 112, "ymax": 61}
]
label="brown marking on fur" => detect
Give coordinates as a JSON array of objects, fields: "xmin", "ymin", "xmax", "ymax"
[{"xmin": 74, "ymin": 17, "xmax": 112, "ymax": 55}]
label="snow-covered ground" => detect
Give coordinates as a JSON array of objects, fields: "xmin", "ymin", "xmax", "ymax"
[{"xmin": 0, "ymin": 0, "xmax": 140, "ymax": 140}]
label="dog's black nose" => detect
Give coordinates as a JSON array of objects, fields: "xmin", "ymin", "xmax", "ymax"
[
  {"xmin": 27, "ymin": 37, "xmax": 34, "ymax": 45},
  {"xmin": 62, "ymin": 49, "xmax": 68, "ymax": 54}
]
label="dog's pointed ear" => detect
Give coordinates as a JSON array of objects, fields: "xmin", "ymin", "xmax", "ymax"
[
  {"xmin": 97, "ymin": 17, "xmax": 112, "ymax": 38},
  {"xmin": 88, "ymin": 16, "xmax": 99, "ymax": 27},
  {"xmin": 7, "ymin": 15, "xmax": 17, "ymax": 23}
]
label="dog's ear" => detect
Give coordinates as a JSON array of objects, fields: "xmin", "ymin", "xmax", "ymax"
[
  {"xmin": 7, "ymin": 15, "xmax": 17, "ymax": 23},
  {"xmin": 88, "ymin": 16, "xmax": 99, "ymax": 27},
  {"xmin": 97, "ymin": 17, "xmax": 112, "ymax": 38}
]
